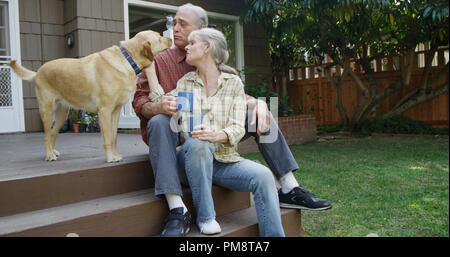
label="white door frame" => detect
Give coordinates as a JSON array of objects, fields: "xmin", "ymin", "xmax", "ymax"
[
  {"xmin": 119, "ymin": 0, "xmax": 245, "ymax": 128},
  {"xmin": 0, "ymin": 0, "xmax": 24, "ymax": 133}
]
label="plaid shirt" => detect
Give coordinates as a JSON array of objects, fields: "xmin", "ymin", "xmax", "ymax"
[
  {"xmin": 149, "ymin": 71, "xmax": 247, "ymax": 163},
  {"xmin": 132, "ymin": 47, "xmax": 195, "ymax": 145}
]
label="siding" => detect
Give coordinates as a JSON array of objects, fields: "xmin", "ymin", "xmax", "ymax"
[
  {"xmin": 65, "ymin": 0, "xmax": 124, "ymax": 58},
  {"xmin": 19, "ymin": 0, "xmax": 65, "ymax": 132}
]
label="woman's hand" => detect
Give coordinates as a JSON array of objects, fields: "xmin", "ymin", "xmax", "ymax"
[{"xmin": 191, "ymin": 124, "xmax": 228, "ymax": 143}]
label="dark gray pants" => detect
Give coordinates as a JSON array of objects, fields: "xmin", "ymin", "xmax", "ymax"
[{"xmin": 147, "ymin": 110, "xmax": 299, "ymax": 197}]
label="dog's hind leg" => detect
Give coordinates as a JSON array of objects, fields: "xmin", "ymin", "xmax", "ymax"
[
  {"xmin": 36, "ymin": 89, "xmax": 58, "ymax": 161},
  {"xmin": 50, "ymin": 100, "xmax": 70, "ymax": 157}
]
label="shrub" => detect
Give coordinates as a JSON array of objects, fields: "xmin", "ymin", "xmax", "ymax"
[
  {"xmin": 358, "ymin": 116, "xmax": 448, "ymax": 135},
  {"xmin": 238, "ymin": 67, "xmax": 295, "ymax": 117},
  {"xmin": 317, "ymin": 124, "xmax": 343, "ymax": 133}
]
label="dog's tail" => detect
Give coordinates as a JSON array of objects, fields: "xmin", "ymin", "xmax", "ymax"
[{"xmin": 9, "ymin": 60, "xmax": 36, "ymax": 81}]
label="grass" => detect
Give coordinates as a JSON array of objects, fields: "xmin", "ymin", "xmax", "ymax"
[{"xmin": 242, "ymin": 134, "xmax": 449, "ymax": 237}]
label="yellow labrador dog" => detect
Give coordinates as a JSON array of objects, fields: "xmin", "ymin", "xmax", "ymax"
[{"xmin": 10, "ymin": 30, "xmax": 171, "ymax": 163}]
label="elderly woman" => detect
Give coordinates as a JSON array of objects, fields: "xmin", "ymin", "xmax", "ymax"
[{"xmin": 147, "ymin": 28, "xmax": 284, "ymax": 237}]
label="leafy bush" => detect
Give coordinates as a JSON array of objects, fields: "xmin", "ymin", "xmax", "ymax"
[
  {"xmin": 238, "ymin": 67, "xmax": 295, "ymax": 117},
  {"xmin": 358, "ymin": 116, "xmax": 448, "ymax": 135},
  {"xmin": 317, "ymin": 124, "xmax": 343, "ymax": 133}
]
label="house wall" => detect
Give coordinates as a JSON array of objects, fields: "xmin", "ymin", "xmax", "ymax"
[
  {"xmin": 19, "ymin": 0, "xmax": 65, "ymax": 132},
  {"xmin": 63, "ymin": 0, "xmax": 124, "ymax": 58},
  {"xmin": 18, "ymin": 0, "xmax": 272, "ymax": 132}
]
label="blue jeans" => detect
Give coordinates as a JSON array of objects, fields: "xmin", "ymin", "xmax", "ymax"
[
  {"xmin": 177, "ymin": 137, "xmax": 285, "ymax": 237},
  {"xmin": 147, "ymin": 110, "xmax": 298, "ymax": 198}
]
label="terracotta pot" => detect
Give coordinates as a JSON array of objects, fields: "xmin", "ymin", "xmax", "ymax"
[{"xmin": 72, "ymin": 123, "xmax": 80, "ymax": 133}]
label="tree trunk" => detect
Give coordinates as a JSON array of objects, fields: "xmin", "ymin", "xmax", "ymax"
[
  {"xmin": 280, "ymin": 68, "xmax": 289, "ymax": 98},
  {"xmin": 383, "ymin": 82, "xmax": 449, "ymax": 118},
  {"xmin": 322, "ymin": 63, "xmax": 350, "ymax": 128}
]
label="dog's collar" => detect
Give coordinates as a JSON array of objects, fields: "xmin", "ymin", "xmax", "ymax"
[{"xmin": 119, "ymin": 45, "xmax": 141, "ymax": 75}]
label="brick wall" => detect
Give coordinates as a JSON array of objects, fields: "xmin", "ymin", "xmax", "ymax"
[
  {"xmin": 238, "ymin": 114, "xmax": 317, "ymax": 155},
  {"xmin": 118, "ymin": 114, "xmax": 317, "ymax": 154}
]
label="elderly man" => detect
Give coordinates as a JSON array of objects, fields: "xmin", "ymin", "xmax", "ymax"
[{"xmin": 132, "ymin": 3, "xmax": 331, "ymax": 237}]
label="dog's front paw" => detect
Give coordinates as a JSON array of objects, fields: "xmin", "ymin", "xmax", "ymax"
[
  {"xmin": 45, "ymin": 153, "xmax": 58, "ymax": 161},
  {"xmin": 106, "ymin": 154, "xmax": 122, "ymax": 163}
]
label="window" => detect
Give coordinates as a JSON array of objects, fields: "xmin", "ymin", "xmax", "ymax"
[
  {"xmin": 0, "ymin": 2, "xmax": 9, "ymax": 57},
  {"xmin": 297, "ymin": 68, "xmax": 302, "ymax": 80},
  {"xmin": 0, "ymin": 1, "xmax": 11, "ymax": 107},
  {"xmin": 126, "ymin": 2, "xmax": 243, "ymax": 72}
]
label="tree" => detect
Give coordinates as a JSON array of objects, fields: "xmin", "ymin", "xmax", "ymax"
[
  {"xmin": 242, "ymin": 0, "xmax": 449, "ymax": 131},
  {"xmin": 241, "ymin": 1, "xmax": 305, "ymax": 98}
]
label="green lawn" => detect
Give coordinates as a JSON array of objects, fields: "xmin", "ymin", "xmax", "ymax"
[{"xmin": 242, "ymin": 134, "xmax": 449, "ymax": 237}]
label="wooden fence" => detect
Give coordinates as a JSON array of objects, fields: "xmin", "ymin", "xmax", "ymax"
[{"xmin": 273, "ymin": 47, "xmax": 449, "ymax": 128}]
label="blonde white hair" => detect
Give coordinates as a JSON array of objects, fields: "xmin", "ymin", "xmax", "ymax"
[
  {"xmin": 188, "ymin": 28, "xmax": 237, "ymax": 75},
  {"xmin": 178, "ymin": 3, "xmax": 208, "ymax": 28}
]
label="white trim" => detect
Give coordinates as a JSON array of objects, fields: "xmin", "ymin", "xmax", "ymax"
[
  {"xmin": 0, "ymin": 0, "xmax": 24, "ymax": 133},
  {"xmin": 123, "ymin": 0, "xmax": 130, "ymax": 40},
  {"xmin": 119, "ymin": 0, "xmax": 245, "ymax": 128},
  {"xmin": 235, "ymin": 21, "xmax": 245, "ymax": 82},
  {"xmin": 125, "ymin": 0, "xmax": 240, "ymax": 21},
  {"xmin": 11, "ymin": 0, "xmax": 23, "ymax": 128}
]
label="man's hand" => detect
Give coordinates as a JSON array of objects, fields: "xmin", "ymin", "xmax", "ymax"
[
  {"xmin": 191, "ymin": 124, "xmax": 228, "ymax": 143},
  {"xmin": 140, "ymin": 96, "xmax": 177, "ymax": 119},
  {"xmin": 159, "ymin": 96, "xmax": 178, "ymax": 116},
  {"xmin": 248, "ymin": 98, "xmax": 270, "ymax": 135}
]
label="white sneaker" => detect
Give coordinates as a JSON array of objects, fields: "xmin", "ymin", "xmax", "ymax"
[{"xmin": 198, "ymin": 219, "xmax": 221, "ymax": 235}]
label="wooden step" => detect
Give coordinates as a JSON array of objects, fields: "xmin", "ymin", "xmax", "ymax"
[
  {"xmin": 0, "ymin": 133, "xmax": 302, "ymax": 237},
  {"xmin": 0, "ymin": 187, "xmax": 250, "ymax": 237},
  {"xmin": 188, "ymin": 208, "xmax": 301, "ymax": 237},
  {"xmin": 0, "ymin": 159, "xmax": 154, "ymax": 217},
  {"xmin": 0, "ymin": 133, "xmax": 153, "ymax": 217}
]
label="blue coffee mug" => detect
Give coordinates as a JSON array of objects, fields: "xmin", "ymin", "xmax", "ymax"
[{"xmin": 177, "ymin": 91, "xmax": 193, "ymax": 112}]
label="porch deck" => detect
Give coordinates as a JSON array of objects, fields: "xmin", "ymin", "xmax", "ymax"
[
  {"xmin": 0, "ymin": 132, "xmax": 302, "ymax": 237},
  {"xmin": 0, "ymin": 132, "xmax": 149, "ymax": 182}
]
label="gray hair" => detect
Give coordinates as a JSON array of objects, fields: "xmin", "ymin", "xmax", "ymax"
[
  {"xmin": 178, "ymin": 3, "xmax": 208, "ymax": 28},
  {"xmin": 188, "ymin": 28, "xmax": 237, "ymax": 75}
]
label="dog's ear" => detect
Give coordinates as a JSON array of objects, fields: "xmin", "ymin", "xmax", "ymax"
[{"xmin": 141, "ymin": 41, "xmax": 154, "ymax": 61}]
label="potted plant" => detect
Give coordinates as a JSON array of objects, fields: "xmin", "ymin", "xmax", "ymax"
[
  {"xmin": 69, "ymin": 109, "xmax": 87, "ymax": 133},
  {"xmin": 78, "ymin": 118, "xmax": 88, "ymax": 133},
  {"xmin": 69, "ymin": 109, "xmax": 80, "ymax": 132},
  {"xmin": 86, "ymin": 111, "xmax": 99, "ymax": 133}
]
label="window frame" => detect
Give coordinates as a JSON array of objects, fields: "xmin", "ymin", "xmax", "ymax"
[{"xmin": 123, "ymin": 0, "xmax": 245, "ymax": 80}]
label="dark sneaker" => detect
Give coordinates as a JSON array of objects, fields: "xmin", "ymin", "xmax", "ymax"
[
  {"xmin": 160, "ymin": 207, "xmax": 191, "ymax": 237},
  {"xmin": 279, "ymin": 186, "xmax": 332, "ymax": 211}
]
